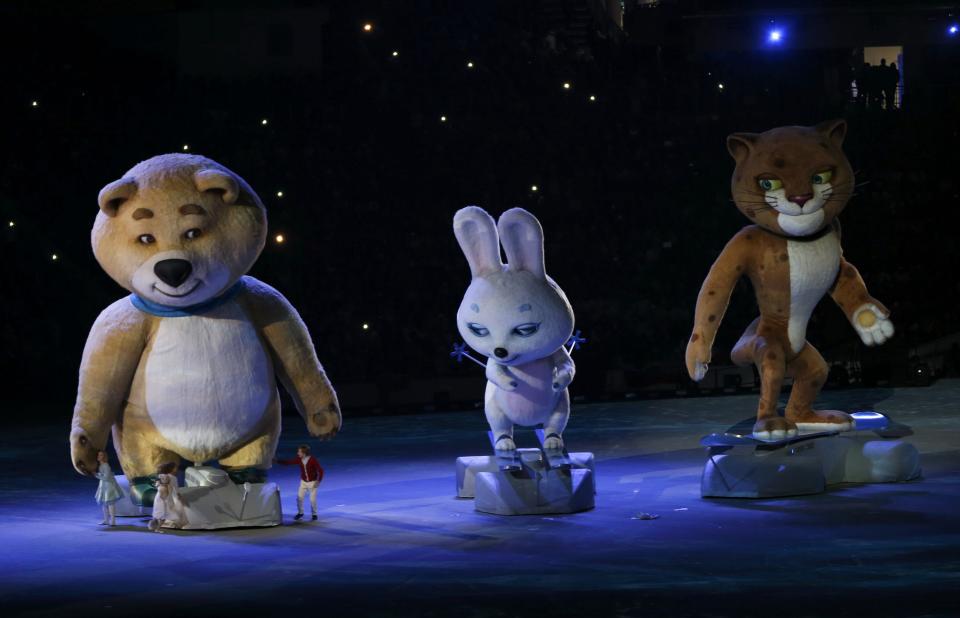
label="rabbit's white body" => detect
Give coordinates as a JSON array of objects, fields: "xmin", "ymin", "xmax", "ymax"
[{"xmin": 454, "ymin": 206, "xmax": 575, "ymax": 451}]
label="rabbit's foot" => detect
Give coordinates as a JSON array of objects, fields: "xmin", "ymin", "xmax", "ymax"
[
  {"xmin": 542, "ymin": 434, "xmax": 564, "ymax": 450},
  {"xmin": 494, "ymin": 435, "xmax": 517, "ymax": 451}
]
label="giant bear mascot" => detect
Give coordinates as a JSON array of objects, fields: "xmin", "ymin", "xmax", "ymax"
[{"xmin": 70, "ymin": 154, "xmax": 341, "ymax": 504}]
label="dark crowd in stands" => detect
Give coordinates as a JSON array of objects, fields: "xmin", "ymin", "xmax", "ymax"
[{"xmin": 1, "ymin": 2, "xmax": 958, "ymax": 415}]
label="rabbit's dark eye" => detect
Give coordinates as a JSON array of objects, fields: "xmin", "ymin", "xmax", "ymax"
[
  {"xmin": 467, "ymin": 323, "xmax": 490, "ymax": 337},
  {"xmin": 512, "ymin": 322, "xmax": 540, "ymax": 337},
  {"xmin": 184, "ymin": 228, "xmax": 203, "ymax": 240},
  {"xmin": 137, "ymin": 234, "xmax": 156, "ymax": 245}
]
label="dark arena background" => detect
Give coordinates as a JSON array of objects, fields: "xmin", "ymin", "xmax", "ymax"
[{"xmin": 2, "ymin": 1, "xmax": 959, "ymax": 616}]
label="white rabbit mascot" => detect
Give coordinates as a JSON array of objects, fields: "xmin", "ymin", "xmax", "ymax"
[{"xmin": 453, "ymin": 206, "xmax": 575, "ymax": 452}]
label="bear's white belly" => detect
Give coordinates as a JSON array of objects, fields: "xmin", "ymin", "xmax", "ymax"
[
  {"xmin": 787, "ymin": 229, "xmax": 841, "ymax": 354},
  {"xmin": 144, "ymin": 301, "xmax": 274, "ymax": 457}
]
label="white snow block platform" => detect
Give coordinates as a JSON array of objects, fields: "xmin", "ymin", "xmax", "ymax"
[
  {"xmin": 114, "ymin": 475, "xmax": 151, "ymax": 517},
  {"xmin": 456, "ymin": 449, "xmax": 595, "ymax": 515},
  {"xmin": 166, "ymin": 466, "xmax": 282, "ymax": 530},
  {"xmin": 700, "ymin": 411, "xmax": 921, "ymax": 499}
]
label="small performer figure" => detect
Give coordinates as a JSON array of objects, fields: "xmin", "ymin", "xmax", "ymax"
[
  {"xmin": 275, "ymin": 444, "xmax": 324, "ymax": 521},
  {"xmin": 149, "ymin": 461, "xmax": 186, "ymax": 532},
  {"xmin": 94, "ymin": 450, "xmax": 123, "ymax": 526}
]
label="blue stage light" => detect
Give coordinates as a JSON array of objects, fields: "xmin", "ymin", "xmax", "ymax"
[
  {"xmin": 949, "ymin": 24, "xmax": 959, "ymax": 36},
  {"xmin": 768, "ymin": 29, "xmax": 783, "ymax": 43}
]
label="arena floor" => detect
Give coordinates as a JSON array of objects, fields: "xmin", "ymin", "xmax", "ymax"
[{"xmin": 2, "ymin": 382, "xmax": 958, "ymax": 617}]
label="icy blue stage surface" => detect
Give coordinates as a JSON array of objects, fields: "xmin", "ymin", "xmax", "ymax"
[{"xmin": 3, "ymin": 382, "xmax": 959, "ymax": 617}]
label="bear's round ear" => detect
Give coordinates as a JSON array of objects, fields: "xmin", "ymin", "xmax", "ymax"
[
  {"xmin": 97, "ymin": 178, "xmax": 138, "ymax": 217},
  {"xmin": 194, "ymin": 168, "xmax": 239, "ymax": 205}
]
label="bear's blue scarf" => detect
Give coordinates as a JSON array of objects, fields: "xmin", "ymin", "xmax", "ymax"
[{"xmin": 129, "ymin": 279, "xmax": 245, "ymax": 317}]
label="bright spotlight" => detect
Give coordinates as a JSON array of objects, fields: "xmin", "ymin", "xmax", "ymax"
[
  {"xmin": 717, "ymin": 83, "xmax": 724, "ymax": 90},
  {"xmin": 276, "ymin": 191, "xmax": 284, "ymax": 198},
  {"xmin": 182, "ymin": 144, "xmax": 190, "ymax": 151},
  {"xmin": 392, "ymin": 50, "xmax": 399, "ymax": 57},
  {"xmin": 362, "ymin": 323, "xmax": 370, "ymax": 331},
  {"xmin": 440, "ymin": 115, "xmax": 447, "ymax": 122},
  {"xmin": 768, "ymin": 29, "xmax": 782, "ymax": 42},
  {"xmin": 362, "ymin": 23, "xmax": 373, "ymax": 32},
  {"xmin": 562, "ymin": 82, "xmax": 571, "ymax": 90},
  {"xmin": 950, "ymin": 24, "xmax": 959, "ymax": 36},
  {"xmin": 588, "ymin": 94, "xmax": 597, "ymax": 101},
  {"xmin": 466, "ymin": 61, "xmax": 474, "ymax": 68},
  {"xmin": 275, "ymin": 234, "xmax": 285, "ymax": 244},
  {"xmin": 531, "ymin": 185, "xmax": 539, "ymax": 192},
  {"xmin": 261, "ymin": 118, "xmax": 269, "ymax": 126}
]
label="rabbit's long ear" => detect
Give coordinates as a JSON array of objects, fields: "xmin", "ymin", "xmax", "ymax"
[
  {"xmin": 498, "ymin": 207, "xmax": 546, "ymax": 279},
  {"xmin": 454, "ymin": 206, "xmax": 502, "ymax": 277}
]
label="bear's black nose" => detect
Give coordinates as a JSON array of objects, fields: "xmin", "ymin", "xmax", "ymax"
[
  {"xmin": 154, "ymin": 259, "xmax": 193, "ymax": 288},
  {"xmin": 494, "ymin": 347, "xmax": 508, "ymax": 358}
]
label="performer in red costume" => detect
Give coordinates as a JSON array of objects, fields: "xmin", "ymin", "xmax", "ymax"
[{"xmin": 275, "ymin": 444, "xmax": 325, "ymax": 521}]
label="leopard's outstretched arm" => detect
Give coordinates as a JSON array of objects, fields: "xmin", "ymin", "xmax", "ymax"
[
  {"xmin": 685, "ymin": 229, "xmax": 754, "ymax": 381},
  {"xmin": 71, "ymin": 299, "xmax": 151, "ymax": 476},
  {"xmin": 830, "ymin": 258, "xmax": 894, "ymax": 346}
]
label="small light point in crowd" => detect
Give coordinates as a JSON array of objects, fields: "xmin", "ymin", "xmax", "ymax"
[
  {"xmin": 562, "ymin": 82, "xmax": 571, "ymax": 90},
  {"xmin": 718, "ymin": 83, "xmax": 725, "ymax": 90},
  {"xmin": 440, "ymin": 115, "xmax": 448, "ymax": 122},
  {"xmin": 531, "ymin": 185, "xmax": 539, "ymax": 192},
  {"xmin": 467, "ymin": 61, "xmax": 474, "ymax": 68},
  {"xmin": 51, "ymin": 254, "xmax": 58, "ymax": 261},
  {"xmin": 363, "ymin": 23, "xmax": 373, "ymax": 32},
  {"xmin": 950, "ymin": 24, "xmax": 959, "ymax": 35},
  {"xmin": 261, "ymin": 118, "xmax": 269, "ymax": 126},
  {"xmin": 362, "ymin": 323, "xmax": 370, "ymax": 331},
  {"xmin": 276, "ymin": 191, "xmax": 284, "ymax": 198},
  {"xmin": 31, "ymin": 100, "xmax": 39, "ymax": 107},
  {"xmin": 588, "ymin": 94, "xmax": 597, "ymax": 102},
  {"xmin": 182, "ymin": 144, "xmax": 190, "ymax": 151},
  {"xmin": 8, "ymin": 221, "xmax": 14, "ymax": 227},
  {"xmin": 392, "ymin": 50, "xmax": 399, "ymax": 57},
  {"xmin": 275, "ymin": 234, "xmax": 285, "ymax": 244}
]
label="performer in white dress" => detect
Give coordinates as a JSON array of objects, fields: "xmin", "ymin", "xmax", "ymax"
[
  {"xmin": 149, "ymin": 461, "xmax": 187, "ymax": 531},
  {"xmin": 94, "ymin": 451, "xmax": 123, "ymax": 526}
]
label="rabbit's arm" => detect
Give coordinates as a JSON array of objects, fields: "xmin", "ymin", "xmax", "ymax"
[
  {"xmin": 71, "ymin": 299, "xmax": 151, "ymax": 476},
  {"xmin": 551, "ymin": 347, "xmax": 575, "ymax": 391},
  {"xmin": 486, "ymin": 357, "xmax": 518, "ymax": 392},
  {"xmin": 240, "ymin": 278, "xmax": 341, "ymax": 440}
]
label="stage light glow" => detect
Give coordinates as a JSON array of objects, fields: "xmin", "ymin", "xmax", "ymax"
[
  {"xmin": 261, "ymin": 118, "xmax": 269, "ymax": 126},
  {"xmin": 51, "ymin": 254, "xmax": 58, "ymax": 261},
  {"xmin": 362, "ymin": 323, "xmax": 369, "ymax": 330},
  {"xmin": 275, "ymin": 234, "xmax": 285, "ymax": 244},
  {"xmin": 392, "ymin": 50, "xmax": 399, "ymax": 57},
  {"xmin": 588, "ymin": 94, "xmax": 597, "ymax": 101},
  {"xmin": 31, "ymin": 100, "xmax": 38, "ymax": 107},
  {"xmin": 363, "ymin": 23, "xmax": 373, "ymax": 32},
  {"xmin": 440, "ymin": 115, "xmax": 447, "ymax": 122},
  {"xmin": 531, "ymin": 185, "xmax": 538, "ymax": 192},
  {"xmin": 276, "ymin": 191, "xmax": 284, "ymax": 198},
  {"xmin": 562, "ymin": 82, "xmax": 571, "ymax": 90},
  {"xmin": 466, "ymin": 61, "xmax": 474, "ymax": 68},
  {"xmin": 768, "ymin": 29, "xmax": 782, "ymax": 42},
  {"xmin": 950, "ymin": 24, "xmax": 959, "ymax": 35},
  {"xmin": 8, "ymin": 221, "xmax": 14, "ymax": 227},
  {"xmin": 718, "ymin": 83, "xmax": 725, "ymax": 90}
]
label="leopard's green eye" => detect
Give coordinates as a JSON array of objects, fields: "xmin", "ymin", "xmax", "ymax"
[
  {"xmin": 811, "ymin": 170, "xmax": 833, "ymax": 185},
  {"xmin": 758, "ymin": 178, "xmax": 783, "ymax": 192}
]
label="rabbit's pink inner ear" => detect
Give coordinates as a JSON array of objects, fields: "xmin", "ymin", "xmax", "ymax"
[
  {"xmin": 454, "ymin": 206, "xmax": 502, "ymax": 277},
  {"xmin": 498, "ymin": 208, "xmax": 546, "ymax": 279}
]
